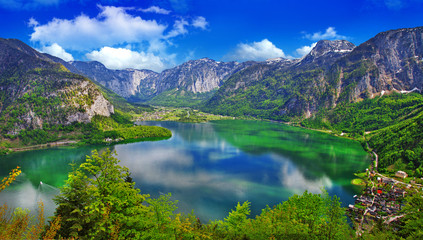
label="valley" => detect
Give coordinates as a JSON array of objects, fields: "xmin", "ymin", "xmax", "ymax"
[{"xmin": 1, "ymin": 25, "xmax": 423, "ymax": 239}]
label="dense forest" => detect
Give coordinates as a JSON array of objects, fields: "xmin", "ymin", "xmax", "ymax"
[{"xmin": 301, "ymin": 92, "xmax": 423, "ymax": 177}]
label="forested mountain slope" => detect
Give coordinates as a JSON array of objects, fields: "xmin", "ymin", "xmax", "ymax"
[
  {"xmin": 0, "ymin": 38, "xmax": 114, "ymax": 136},
  {"xmin": 203, "ymin": 27, "xmax": 423, "ymax": 121}
]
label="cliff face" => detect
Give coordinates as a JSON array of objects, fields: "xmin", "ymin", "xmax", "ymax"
[
  {"xmin": 155, "ymin": 58, "xmax": 254, "ymax": 93},
  {"xmin": 0, "ymin": 38, "xmax": 114, "ymax": 135},
  {"xmin": 69, "ymin": 61, "xmax": 159, "ymax": 99},
  {"xmin": 69, "ymin": 58, "xmax": 255, "ymax": 104},
  {"xmin": 203, "ymin": 27, "xmax": 423, "ymax": 120},
  {"xmin": 331, "ymin": 27, "xmax": 423, "ymax": 104},
  {"xmin": 298, "ymin": 40, "xmax": 355, "ymax": 69}
]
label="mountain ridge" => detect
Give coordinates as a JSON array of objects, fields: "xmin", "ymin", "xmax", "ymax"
[
  {"xmin": 0, "ymin": 38, "xmax": 114, "ymax": 135},
  {"xmin": 203, "ymin": 26, "xmax": 423, "ymax": 120},
  {"xmin": 67, "ymin": 57, "xmax": 257, "ymax": 106}
]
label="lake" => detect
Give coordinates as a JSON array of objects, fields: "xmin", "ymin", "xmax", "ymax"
[{"xmin": 0, "ymin": 120, "xmax": 370, "ymax": 222}]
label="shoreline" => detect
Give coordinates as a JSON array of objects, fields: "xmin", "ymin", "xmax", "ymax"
[{"xmin": 10, "ymin": 140, "xmax": 78, "ymax": 153}]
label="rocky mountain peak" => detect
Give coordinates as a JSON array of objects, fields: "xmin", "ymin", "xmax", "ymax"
[
  {"xmin": 333, "ymin": 26, "xmax": 423, "ymax": 102},
  {"xmin": 298, "ymin": 40, "xmax": 355, "ymax": 68},
  {"xmin": 308, "ymin": 40, "xmax": 355, "ymax": 58}
]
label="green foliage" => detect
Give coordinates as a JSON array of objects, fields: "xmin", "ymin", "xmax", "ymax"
[
  {"xmin": 302, "ymin": 92, "xmax": 423, "ymax": 134},
  {"xmin": 212, "ymin": 201, "xmax": 251, "ymax": 239},
  {"xmin": 49, "ymin": 149, "xmax": 153, "ymax": 239},
  {"xmin": 18, "ymin": 129, "xmax": 58, "ymax": 145},
  {"xmin": 203, "ymin": 67, "xmax": 327, "ymax": 121},
  {"xmin": 397, "ymin": 192, "xmax": 423, "ymax": 239},
  {"xmin": 209, "ymin": 190, "xmax": 351, "ymax": 240},
  {"xmin": 0, "ymin": 140, "xmax": 12, "ymax": 155},
  {"xmin": 44, "ymin": 150, "xmax": 354, "ymax": 239},
  {"xmin": 0, "ymin": 203, "xmax": 46, "ymax": 240},
  {"xmin": 48, "ymin": 149, "xmax": 207, "ymax": 239},
  {"xmin": 107, "ymin": 125, "xmax": 172, "ymax": 141},
  {"xmin": 367, "ymin": 110, "xmax": 423, "ymax": 170},
  {"xmin": 301, "ymin": 92, "xmax": 423, "ymax": 174},
  {"xmin": 0, "ymin": 168, "xmax": 48, "ymax": 240},
  {"xmin": 147, "ymin": 88, "xmax": 216, "ymax": 108}
]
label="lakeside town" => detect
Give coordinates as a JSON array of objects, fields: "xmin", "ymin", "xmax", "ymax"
[{"xmin": 349, "ymin": 164, "xmax": 423, "ymax": 235}]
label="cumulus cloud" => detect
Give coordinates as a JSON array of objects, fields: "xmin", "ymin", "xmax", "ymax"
[
  {"xmin": 139, "ymin": 6, "xmax": 171, "ymax": 15},
  {"xmin": 41, "ymin": 43, "xmax": 74, "ymax": 61},
  {"xmin": 29, "ymin": 5, "xmax": 208, "ymax": 71},
  {"xmin": 30, "ymin": 5, "xmax": 166, "ymax": 51},
  {"xmin": 296, "ymin": 42, "xmax": 317, "ymax": 57},
  {"xmin": 304, "ymin": 27, "xmax": 348, "ymax": 41},
  {"xmin": 86, "ymin": 47, "xmax": 168, "ymax": 72},
  {"xmin": 192, "ymin": 16, "xmax": 208, "ymax": 30},
  {"xmin": 226, "ymin": 39, "xmax": 286, "ymax": 61}
]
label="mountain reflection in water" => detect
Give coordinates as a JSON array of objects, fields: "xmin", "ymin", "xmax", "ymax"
[{"xmin": 0, "ymin": 120, "xmax": 369, "ymax": 222}]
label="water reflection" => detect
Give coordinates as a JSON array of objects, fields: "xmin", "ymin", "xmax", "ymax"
[
  {"xmin": 114, "ymin": 121, "xmax": 370, "ymax": 221},
  {"xmin": 0, "ymin": 121, "xmax": 369, "ymax": 222}
]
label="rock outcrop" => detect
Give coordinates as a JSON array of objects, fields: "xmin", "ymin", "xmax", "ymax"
[
  {"xmin": 0, "ymin": 38, "xmax": 114, "ymax": 134},
  {"xmin": 69, "ymin": 58, "xmax": 255, "ymax": 103},
  {"xmin": 203, "ymin": 26, "xmax": 423, "ymax": 120},
  {"xmin": 331, "ymin": 27, "xmax": 423, "ymax": 103}
]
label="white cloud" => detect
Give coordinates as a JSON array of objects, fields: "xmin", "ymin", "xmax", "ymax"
[
  {"xmin": 165, "ymin": 19, "xmax": 189, "ymax": 38},
  {"xmin": 139, "ymin": 6, "xmax": 171, "ymax": 15},
  {"xmin": 29, "ymin": 5, "xmax": 208, "ymax": 71},
  {"xmin": 41, "ymin": 43, "xmax": 74, "ymax": 61},
  {"xmin": 304, "ymin": 27, "xmax": 348, "ymax": 41},
  {"xmin": 296, "ymin": 42, "xmax": 317, "ymax": 57},
  {"xmin": 192, "ymin": 16, "xmax": 208, "ymax": 30},
  {"xmin": 86, "ymin": 47, "xmax": 168, "ymax": 72},
  {"xmin": 30, "ymin": 5, "xmax": 167, "ymax": 51},
  {"xmin": 28, "ymin": 17, "xmax": 39, "ymax": 27},
  {"xmin": 226, "ymin": 39, "xmax": 286, "ymax": 61}
]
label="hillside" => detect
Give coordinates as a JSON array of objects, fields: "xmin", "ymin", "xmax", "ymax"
[
  {"xmin": 203, "ymin": 27, "xmax": 423, "ymax": 120},
  {"xmin": 0, "ymin": 38, "xmax": 171, "ymax": 153},
  {"xmin": 0, "ymin": 38, "xmax": 114, "ymax": 136}
]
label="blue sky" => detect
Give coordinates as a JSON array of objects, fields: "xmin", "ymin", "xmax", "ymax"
[{"xmin": 0, "ymin": 0, "xmax": 422, "ymax": 72}]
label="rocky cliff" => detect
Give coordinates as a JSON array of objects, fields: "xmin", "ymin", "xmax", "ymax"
[
  {"xmin": 69, "ymin": 61, "xmax": 159, "ymax": 99},
  {"xmin": 203, "ymin": 26, "xmax": 423, "ymax": 120},
  {"xmin": 69, "ymin": 58, "xmax": 255, "ymax": 105},
  {"xmin": 0, "ymin": 38, "xmax": 114, "ymax": 135},
  {"xmin": 297, "ymin": 40, "xmax": 355, "ymax": 69},
  {"xmin": 330, "ymin": 27, "xmax": 423, "ymax": 104}
]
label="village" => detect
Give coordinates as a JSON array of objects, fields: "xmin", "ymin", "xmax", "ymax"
[{"xmin": 348, "ymin": 168, "xmax": 422, "ymax": 232}]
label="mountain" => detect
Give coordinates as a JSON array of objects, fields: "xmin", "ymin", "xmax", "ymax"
[
  {"xmin": 0, "ymin": 38, "xmax": 114, "ymax": 135},
  {"xmin": 328, "ymin": 27, "xmax": 423, "ymax": 104},
  {"xmin": 203, "ymin": 27, "xmax": 423, "ymax": 120},
  {"xmin": 68, "ymin": 61, "xmax": 159, "ymax": 99},
  {"xmin": 297, "ymin": 40, "xmax": 355, "ymax": 68},
  {"xmin": 69, "ymin": 58, "xmax": 255, "ymax": 106},
  {"xmin": 202, "ymin": 39, "xmax": 356, "ymax": 120}
]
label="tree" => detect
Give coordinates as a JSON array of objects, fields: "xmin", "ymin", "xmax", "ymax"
[
  {"xmin": 397, "ymin": 192, "xmax": 423, "ymax": 239},
  {"xmin": 244, "ymin": 190, "xmax": 350, "ymax": 240},
  {"xmin": 48, "ymin": 149, "xmax": 154, "ymax": 239},
  {"xmin": 0, "ymin": 167, "xmax": 59, "ymax": 239}
]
